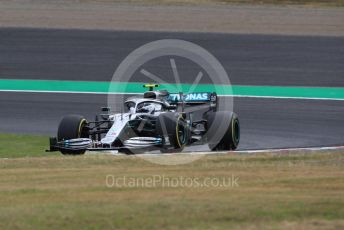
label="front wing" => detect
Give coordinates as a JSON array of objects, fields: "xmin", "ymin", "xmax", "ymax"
[{"xmin": 47, "ymin": 137, "xmax": 163, "ymax": 153}]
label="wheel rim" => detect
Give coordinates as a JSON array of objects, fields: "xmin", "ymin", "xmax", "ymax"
[
  {"xmin": 176, "ymin": 117, "xmax": 187, "ymax": 147},
  {"xmin": 232, "ymin": 118, "xmax": 240, "ymax": 144},
  {"xmin": 78, "ymin": 119, "xmax": 88, "ymax": 138}
]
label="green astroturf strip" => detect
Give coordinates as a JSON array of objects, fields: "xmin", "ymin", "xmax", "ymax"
[{"xmin": 0, "ymin": 79, "xmax": 344, "ymax": 100}]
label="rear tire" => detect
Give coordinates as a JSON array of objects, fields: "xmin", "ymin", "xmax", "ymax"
[
  {"xmin": 206, "ymin": 112, "xmax": 240, "ymax": 151},
  {"xmin": 57, "ymin": 115, "xmax": 88, "ymax": 155}
]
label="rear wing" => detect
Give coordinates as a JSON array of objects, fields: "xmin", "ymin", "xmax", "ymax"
[{"xmin": 167, "ymin": 92, "xmax": 217, "ymax": 109}]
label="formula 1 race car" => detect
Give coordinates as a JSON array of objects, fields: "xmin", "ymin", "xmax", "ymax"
[{"xmin": 48, "ymin": 84, "xmax": 240, "ymax": 154}]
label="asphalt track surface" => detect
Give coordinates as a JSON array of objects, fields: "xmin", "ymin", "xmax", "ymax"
[
  {"xmin": 1, "ymin": 28, "xmax": 344, "ymax": 150},
  {"xmin": 1, "ymin": 28, "xmax": 344, "ymax": 87}
]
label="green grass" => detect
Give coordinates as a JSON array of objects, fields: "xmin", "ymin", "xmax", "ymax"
[
  {"xmin": 0, "ymin": 133, "xmax": 56, "ymax": 158},
  {"xmin": 0, "ymin": 133, "xmax": 343, "ymax": 230},
  {"xmin": 124, "ymin": 0, "xmax": 344, "ymax": 7},
  {"xmin": 213, "ymin": 0, "xmax": 344, "ymax": 7}
]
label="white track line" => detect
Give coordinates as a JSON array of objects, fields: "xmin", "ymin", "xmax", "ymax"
[
  {"xmin": 85, "ymin": 145, "xmax": 344, "ymax": 157},
  {"xmin": 166, "ymin": 145, "xmax": 344, "ymax": 155},
  {"xmin": 1, "ymin": 89, "xmax": 344, "ymax": 101},
  {"xmin": 234, "ymin": 145, "xmax": 344, "ymax": 154}
]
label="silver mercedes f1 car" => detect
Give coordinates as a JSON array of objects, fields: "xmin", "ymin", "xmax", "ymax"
[{"xmin": 48, "ymin": 84, "xmax": 240, "ymax": 154}]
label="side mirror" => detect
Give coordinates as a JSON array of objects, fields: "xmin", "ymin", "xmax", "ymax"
[
  {"xmin": 101, "ymin": 107, "xmax": 110, "ymax": 112},
  {"xmin": 167, "ymin": 105, "xmax": 177, "ymax": 110}
]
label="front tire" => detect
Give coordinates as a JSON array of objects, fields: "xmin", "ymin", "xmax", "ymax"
[
  {"xmin": 57, "ymin": 115, "xmax": 88, "ymax": 155},
  {"xmin": 156, "ymin": 113, "xmax": 188, "ymax": 153}
]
